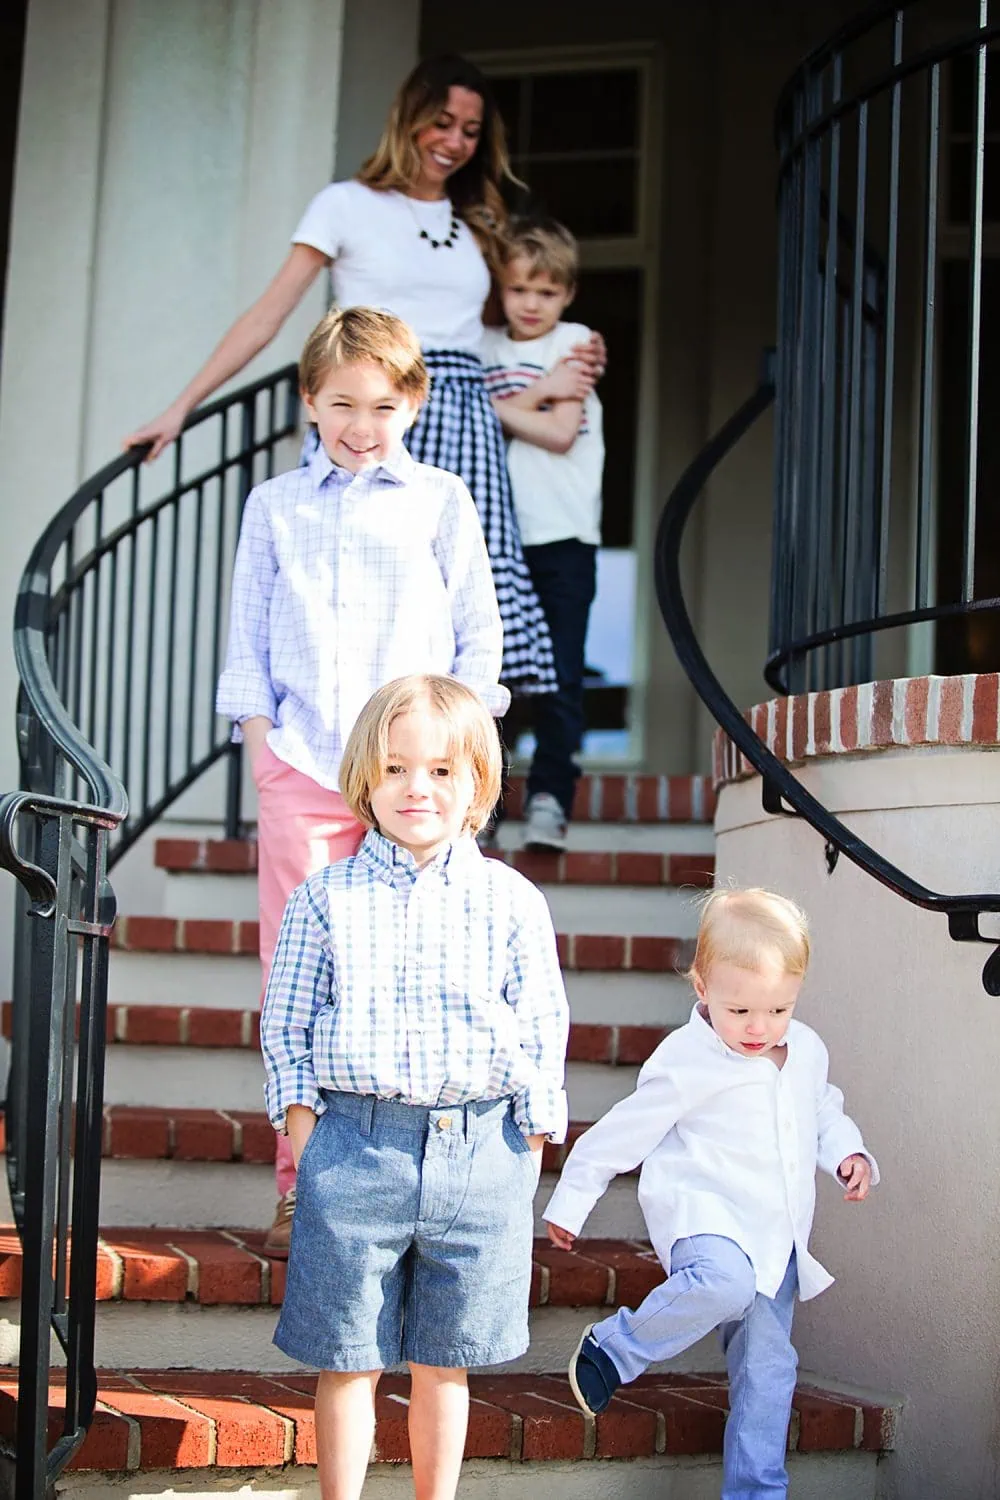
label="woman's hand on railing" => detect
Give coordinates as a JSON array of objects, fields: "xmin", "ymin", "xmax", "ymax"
[{"xmin": 121, "ymin": 400, "xmax": 189, "ymax": 462}]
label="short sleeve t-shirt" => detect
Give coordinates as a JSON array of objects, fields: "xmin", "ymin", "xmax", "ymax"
[
  {"xmin": 480, "ymin": 321, "xmax": 605, "ymax": 548},
  {"xmin": 293, "ymin": 179, "xmax": 491, "ymax": 352}
]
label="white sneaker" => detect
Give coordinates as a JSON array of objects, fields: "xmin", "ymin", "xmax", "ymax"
[{"xmin": 523, "ymin": 793, "xmax": 568, "ymax": 853}]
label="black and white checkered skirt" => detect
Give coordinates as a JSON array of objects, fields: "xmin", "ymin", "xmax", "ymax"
[{"xmin": 407, "ymin": 349, "xmax": 556, "ymax": 696}]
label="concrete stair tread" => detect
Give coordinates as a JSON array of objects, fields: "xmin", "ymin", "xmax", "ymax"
[
  {"xmin": 0, "ymin": 1366, "xmax": 896, "ymax": 1472},
  {"xmin": 155, "ymin": 839, "xmax": 715, "ymax": 890},
  {"xmin": 0, "ymin": 1228, "xmax": 661, "ymax": 1309},
  {"xmin": 0, "ymin": 1002, "xmax": 671, "ymax": 1069},
  {"xmin": 110, "ymin": 917, "xmax": 694, "ymax": 971}
]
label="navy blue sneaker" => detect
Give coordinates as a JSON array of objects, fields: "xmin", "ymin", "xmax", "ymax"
[{"xmin": 568, "ymin": 1324, "xmax": 621, "ymax": 1414}]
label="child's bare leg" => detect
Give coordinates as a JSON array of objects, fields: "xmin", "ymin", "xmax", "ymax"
[
  {"xmin": 315, "ymin": 1369, "xmax": 381, "ymax": 1500},
  {"xmin": 407, "ymin": 1363, "xmax": 469, "ymax": 1500}
]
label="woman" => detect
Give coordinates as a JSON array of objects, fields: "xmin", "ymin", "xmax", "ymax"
[{"xmin": 126, "ymin": 54, "xmax": 601, "ymax": 694}]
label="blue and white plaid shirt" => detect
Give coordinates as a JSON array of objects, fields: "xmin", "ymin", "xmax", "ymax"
[
  {"xmin": 216, "ymin": 444, "xmax": 510, "ymax": 791},
  {"xmin": 261, "ymin": 830, "xmax": 569, "ymax": 1140}
]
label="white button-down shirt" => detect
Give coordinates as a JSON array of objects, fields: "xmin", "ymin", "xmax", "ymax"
[
  {"xmin": 216, "ymin": 445, "xmax": 509, "ymax": 791},
  {"xmin": 543, "ymin": 1004, "xmax": 878, "ymax": 1300},
  {"xmin": 261, "ymin": 830, "xmax": 570, "ymax": 1141}
]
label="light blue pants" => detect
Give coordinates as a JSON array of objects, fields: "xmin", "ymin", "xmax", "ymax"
[{"xmin": 591, "ymin": 1234, "xmax": 798, "ymax": 1498}]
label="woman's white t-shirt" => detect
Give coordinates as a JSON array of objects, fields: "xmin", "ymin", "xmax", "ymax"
[{"xmin": 292, "ymin": 179, "xmax": 491, "ymax": 352}]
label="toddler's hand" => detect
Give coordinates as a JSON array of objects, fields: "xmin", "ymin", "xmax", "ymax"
[
  {"xmin": 546, "ymin": 1221, "xmax": 576, "ymax": 1251},
  {"xmin": 837, "ymin": 1153, "xmax": 873, "ymax": 1201}
]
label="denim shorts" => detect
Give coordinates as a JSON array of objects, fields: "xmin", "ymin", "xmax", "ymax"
[{"xmin": 274, "ymin": 1090, "xmax": 538, "ymax": 1371}]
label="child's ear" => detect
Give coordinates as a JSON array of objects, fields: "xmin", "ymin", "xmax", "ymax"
[
  {"xmin": 690, "ymin": 968, "xmax": 707, "ymax": 1001},
  {"xmin": 565, "ymin": 281, "xmax": 577, "ymax": 308},
  {"xmin": 301, "ymin": 387, "xmax": 318, "ymax": 424}
]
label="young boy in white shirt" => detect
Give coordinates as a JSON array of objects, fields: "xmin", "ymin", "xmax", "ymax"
[
  {"xmin": 481, "ymin": 218, "xmax": 604, "ymax": 851},
  {"xmin": 217, "ymin": 307, "xmax": 508, "ymax": 1253},
  {"xmin": 544, "ymin": 887, "xmax": 879, "ymax": 1498}
]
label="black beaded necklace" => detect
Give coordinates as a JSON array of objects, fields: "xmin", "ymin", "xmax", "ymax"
[{"xmin": 405, "ymin": 195, "xmax": 461, "ymax": 250}]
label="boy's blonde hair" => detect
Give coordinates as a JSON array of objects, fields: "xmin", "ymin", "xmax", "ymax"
[
  {"xmin": 500, "ymin": 216, "xmax": 578, "ymax": 291},
  {"xmin": 689, "ymin": 887, "xmax": 811, "ymax": 981},
  {"xmin": 299, "ymin": 306, "xmax": 430, "ymax": 404},
  {"xmin": 340, "ymin": 674, "xmax": 502, "ymax": 835}
]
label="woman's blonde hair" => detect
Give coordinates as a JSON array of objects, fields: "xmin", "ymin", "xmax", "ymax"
[
  {"xmin": 689, "ymin": 887, "xmax": 811, "ymax": 982},
  {"xmin": 340, "ymin": 674, "xmax": 502, "ymax": 835},
  {"xmin": 299, "ymin": 306, "xmax": 429, "ymax": 403},
  {"xmin": 357, "ymin": 55, "xmax": 519, "ymax": 268}
]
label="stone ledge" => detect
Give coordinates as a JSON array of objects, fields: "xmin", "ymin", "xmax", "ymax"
[
  {"xmin": 714, "ymin": 672, "xmax": 1000, "ymax": 788},
  {"xmin": 0, "ymin": 1368, "xmax": 897, "ymax": 1470}
]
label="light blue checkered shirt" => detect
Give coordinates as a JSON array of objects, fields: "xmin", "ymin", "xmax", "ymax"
[
  {"xmin": 216, "ymin": 444, "xmax": 509, "ymax": 791},
  {"xmin": 261, "ymin": 830, "xmax": 569, "ymax": 1140}
]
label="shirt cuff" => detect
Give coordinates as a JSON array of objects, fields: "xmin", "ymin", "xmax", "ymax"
[
  {"xmin": 478, "ymin": 682, "xmax": 512, "ymax": 717},
  {"xmin": 512, "ymin": 1085, "xmax": 568, "ymax": 1143},
  {"xmin": 541, "ymin": 1180, "xmax": 596, "ymax": 1238},
  {"xmin": 266, "ymin": 1079, "xmax": 327, "ymax": 1135},
  {"xmin": 216, "ymin": 673, "xmax": 278, "ymax": 726}
]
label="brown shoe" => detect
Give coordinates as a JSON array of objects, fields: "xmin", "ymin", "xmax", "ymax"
[{"xmin": 262, "ymin": 1187, "xmax": 296, "ymax": 1258}]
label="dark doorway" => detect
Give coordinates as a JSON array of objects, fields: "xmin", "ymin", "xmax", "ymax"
[{"xmin": 0, "ymin": 1, "xmax": 28, "ymax": 356}]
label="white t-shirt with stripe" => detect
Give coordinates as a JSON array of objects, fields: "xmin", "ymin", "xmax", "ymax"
[{"xmin": 480, "ymin": 321, "xmax": 604, "ymax": 548}]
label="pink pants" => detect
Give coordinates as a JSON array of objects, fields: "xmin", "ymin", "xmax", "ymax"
[{"xmin": 255, "ymin": 742, "xmax": 366, "ymax": 1194}]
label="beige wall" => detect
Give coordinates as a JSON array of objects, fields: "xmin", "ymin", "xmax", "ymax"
[
  {"xmin": 422, "ymin": 0, "xmax": 858, "ymax": 772},
  {"xmin": 715, "ymin": 748, "xmax": 1000, "ymax": 1498}
]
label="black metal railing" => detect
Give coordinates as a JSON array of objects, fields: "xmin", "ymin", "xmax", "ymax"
[
  {"xmin": 4, "ymin": 363, "xmax": 299, "ymax": 1499},
  {"xmin": 655, "ymin": 363, "xmax": 1000, "ymax": 995},
  {"xmin": 771, "ymin": 1, "xmax": 1000, "ymax": 693}
]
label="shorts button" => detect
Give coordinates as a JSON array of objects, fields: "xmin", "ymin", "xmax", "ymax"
[{"xmin": 437, "ymin": 1116, "xmax": 452, "ymax": 1131}]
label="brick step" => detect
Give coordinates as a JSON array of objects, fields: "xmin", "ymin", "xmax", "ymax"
[
  {"xmin": 0, "ymin": 1002, "xmax": 668, "ymax": 1067},
  {"xmin": 107, "ymin": 956, "xmax": 691, "ymax": 1027},
  {"xmin": 0, "ymin": 1367, "xmax": 895, "ymax": 1478},
  {"xmin": 110, "ymin": 918, "xmax": 694, "ymax": 972},
  {"xmin": 0, "ymin": 1229, "xmax": 659, "ymax": 1309},
  {"xmin": 511, "ymin": 773, "xmax": 716, "ymax": 823},
  {"xmin": 90, "ymin": 1109, "xmax": 610, "ymax": 1177},
  {"xmin": 156, "ymin": 838, "xmax": 715, "ymax": 890}
]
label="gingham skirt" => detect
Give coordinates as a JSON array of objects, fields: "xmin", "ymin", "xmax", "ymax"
[{"xmin": 407, "ymin": 349, "xmax": 556, "ymax": 696}]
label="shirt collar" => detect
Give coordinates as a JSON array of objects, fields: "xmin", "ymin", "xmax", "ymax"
[
  {"xmin": 359, "ymin": 827, "xmax": 483, "ymax": 886},
  {"xmin": 307, "ymin": 440, "xmax": 415, "ymax": 492},
  {"xmin": 690, "ymin": 1000, "xmax": 798, "ymax": 1062}
]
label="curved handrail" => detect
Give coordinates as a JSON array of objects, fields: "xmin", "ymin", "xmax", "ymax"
[{"xmin": 654, "ymin": 375, "xmax": 1000, "ymax": 997}]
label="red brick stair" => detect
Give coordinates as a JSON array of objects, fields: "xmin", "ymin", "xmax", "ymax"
[
  {"xmin": 110, "ymin": 917, "xmax": 694, "ymax": 972},
  {"xmin": 155, "ymin": 838, "xmax": 715, "ymax": 889},
  {"xmin": 84, "ymin": 1108, "xmax": 619, "ymax": 1174},
  {"xmin": 0, "ymin": 1229, "xmax": 662, "ymax": 1310},
  {"xmin": 0, "ymin": 1367, "xmax": 895, "ymax": 1472},
  {"xmin": 1, "ymin": 1003, "xmax": 670, "ymax": 1065}
]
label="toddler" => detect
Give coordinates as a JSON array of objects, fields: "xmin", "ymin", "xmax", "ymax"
[
  {"xmin": 216, "ymin": 307, "xmax": 508, "ymax": 1253},
  {"xmin": 544, "ymin": 887, "xmax": 878, "ymax": 1498},
  {"xmin": 261, "ymin": 673, "xmax": 569, "ymax": 1500}
]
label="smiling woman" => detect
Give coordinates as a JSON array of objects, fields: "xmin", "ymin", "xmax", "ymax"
[{"xmin": 123, "ymin": 54, "xmax": 610, "ymax": 698}]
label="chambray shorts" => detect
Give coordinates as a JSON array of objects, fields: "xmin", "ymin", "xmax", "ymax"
[{"xmin": 274, "ymin": 1090, "xmax": 538, "ymax": 1371}]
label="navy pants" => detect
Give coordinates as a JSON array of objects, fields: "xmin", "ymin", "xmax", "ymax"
[{"xmin": 522, "ymin": 539, "xmax": 597, "ymax": 818}]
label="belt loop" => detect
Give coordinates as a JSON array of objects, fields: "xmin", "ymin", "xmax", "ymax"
[
  {"xmin": 360, "ymin": 1095, "xmax": 376, "ymax": 1137},
  {"xmin": 462, "ymin": 1101, "xmax": 474, "ymax": 1144}
]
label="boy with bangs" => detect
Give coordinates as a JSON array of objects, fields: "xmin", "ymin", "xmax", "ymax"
[
  {"xmin": 544, "ymin": 887, "xmax": 879, "ymax": 1499},
  {"xmin": 217, "ymin": 307, "xmax": 508, "ymax": 1255},
  {"xmin": 481, "ymin": 216, "xmax": 605, "ymax": 852},
  {"xmin": 261, "ymin": 673, "xmax": 569, "ymax": 1500}
]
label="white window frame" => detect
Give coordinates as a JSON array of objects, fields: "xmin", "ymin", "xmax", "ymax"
[{"xmin": 471, "ymin": 40, "xmax": 664, "ymax": 768}]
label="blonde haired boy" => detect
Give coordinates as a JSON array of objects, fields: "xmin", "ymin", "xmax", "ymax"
[
  {"xmin": 545, "ymin": 887, "xmax": 878, "ymax": 1498},
  {"xmin": 481, "ymin": 217, "xmax": 604, "ymax": 851}
]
